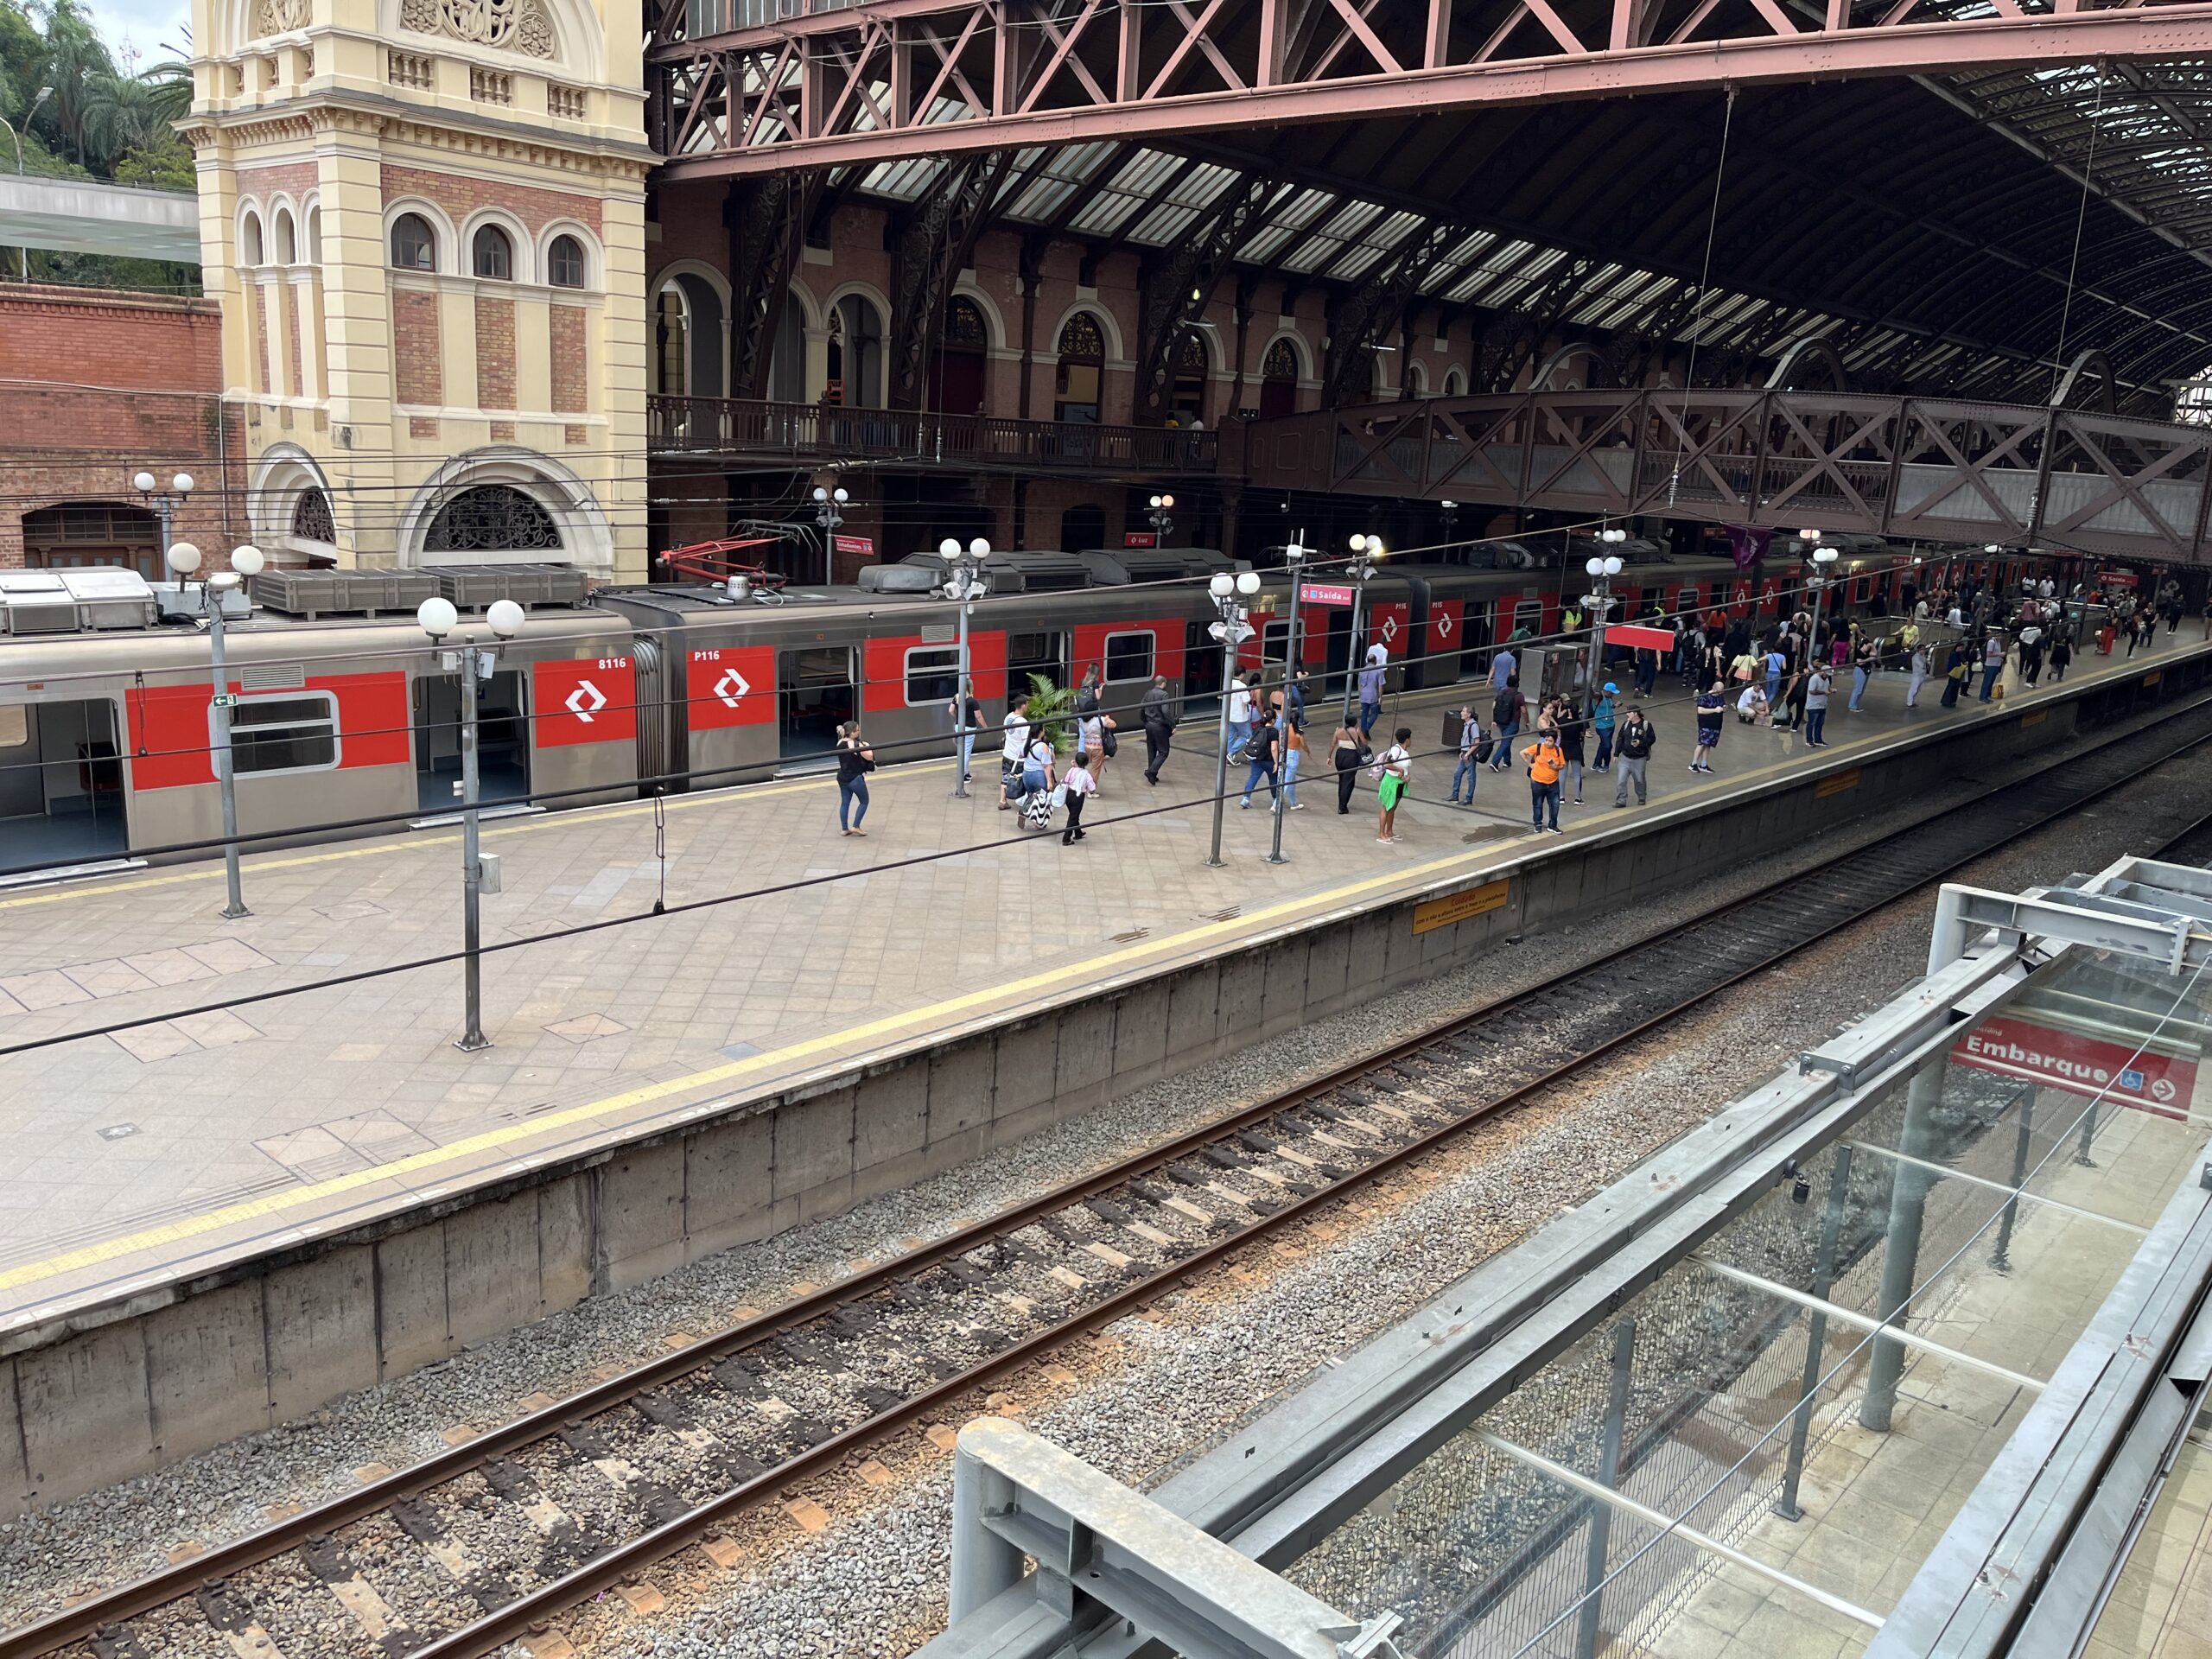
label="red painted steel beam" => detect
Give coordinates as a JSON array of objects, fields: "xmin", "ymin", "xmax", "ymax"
[{"xmin": 653, "ymin": 8, "xmax": 2212, "ymax": 181}]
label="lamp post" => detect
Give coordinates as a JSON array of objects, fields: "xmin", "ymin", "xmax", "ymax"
[
  {"xmin": 939, "ymin": 536, "xmax": 988, "ymax": 798},
  {"xmin": 811, "ymin": 485, "xmax": 849, "ymax": 585},
  {"xmin": 3, "ymin": 87, "xmax": 53, "ymax": 281},
  {"xmin": 134, "ymin": 469, "xmax": 194, "ymax": 559},
  {"xmin": 164, "ymin": 541, "xmax": 261, "ymax": 919},
  {"xmin": 1802, "ymin": 529, "xmax": 1840, "ymax": 670},
  {"xmin": 1440, "ymin": 499, "xmax": 1459, "ymax": 548},
  {"xmin": 1147, "ymin": 493, "xmax": 1175, "ymax": 543},
  {"xmin": 421, "ymin": 594, "xmax": 526, "ymax": 1052},
  {"xmin": 1268, "ymin": 537, "xmax": 1307, "ymax": 867},
  {"xmin": 1584, "ymin": 528, "xmax": 1625, "ymax": 699},
  {"xmin": 1339, "ymin": 532, "xmax": 1382, "ymax": 727},
  {"xmin": 1205, "ymin": 569, "xmax": 1262, "ymax": 868}
]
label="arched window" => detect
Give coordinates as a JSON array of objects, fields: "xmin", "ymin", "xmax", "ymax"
[
  {"xmin": 1055, "ymin": 311, "xmax": 1105, "ymax": 423},
  {"xmin": 830, "ymin": 294, "xmax": 884, "ymax": 408},
  {"xmin": 291, "ymin": 487, "xmax": 336, "ymax": 543},
  {"xmin": 928, "ymin": 295, "xmax": 989, "ymax": 415},
  {"xmin": 306, "ymin": 207, "xmax": 321, "ymax": 264},
  {"xmin": 424, "ymin": 485, "xmax": 562, "ymax": 553},
  {"xmin": 1171, "ymin": 329, "xmax": 1209, "ymax": 425},
  {"xmin": 1259, "ymin": 337, "xmax": 1300, "ymax": 420},
  {"xmin": 547, "ymin": 233, "xmax": 586, "ymax": 289},
  {"xmin": 274, "ymin": 207, "xmax": 296, "ymax": 264},
  {"xmin": 1442, "ymin": 365, "xmax": 1466, "ymax": 397},
  {"xmin": 653, "ymin": 287, "xmax": 689, "ymax": 395},
  {"xmin": 242, "ymin": 210, "xmax": 265, "ymax": 267},
  {"xmin": 390, "ymin": 212, "xmax": 436, "ymax": 271},
  {"xmin": 472, "ymin": 224, "xmax": 513, "ymax": 281}
]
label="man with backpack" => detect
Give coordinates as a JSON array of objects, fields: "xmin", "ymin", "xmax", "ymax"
[
  {"xmin": 1613, "ymin": 705, "xmax": 1656, "ymax": 807},
  {"xmin": 1488, "ymin": 674, "xmax": 1526, "ymax": 772}
]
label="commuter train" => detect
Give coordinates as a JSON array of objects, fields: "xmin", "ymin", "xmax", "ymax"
[{"xmin": 0, "ymin": 539, "xmax": 2041, "ymax": 874}]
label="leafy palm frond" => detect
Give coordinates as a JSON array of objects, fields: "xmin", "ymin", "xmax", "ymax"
[{"xmin": 1024, "ymin": 674, "xmax": 1076, "ymax": 755}]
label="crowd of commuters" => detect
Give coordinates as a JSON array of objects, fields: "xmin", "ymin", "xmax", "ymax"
[{"xmin": 859, "ymin": 564, "xmax": 2190, "ymax": 851}]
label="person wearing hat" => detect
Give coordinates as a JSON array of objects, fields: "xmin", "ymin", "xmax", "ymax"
[{"xmin": 1590, "ymin": 682, "xmax": 1619, "ymax": 772}]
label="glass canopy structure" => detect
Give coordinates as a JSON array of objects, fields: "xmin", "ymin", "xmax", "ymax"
[{"xmin": 919, "ymin": 855, "xmax": 2212, "ymax": 1659}]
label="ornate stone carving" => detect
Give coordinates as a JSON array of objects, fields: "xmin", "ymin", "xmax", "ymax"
[
  {"xmin": 250, "ymin": 0, "xmax": 309, "ymax": 36},
  {"xmin": 400, "ymin": 0, "xmax": 556, "ymax": 59}
]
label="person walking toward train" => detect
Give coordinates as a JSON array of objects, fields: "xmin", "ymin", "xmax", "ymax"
[
  {"xmin": 1059, "ymin": 750, "xmax": 1096, "ymax": 845},
  {"xmin": 1376, "ymin": 727, "xmax": 1414, "ymax": 843},
  {"xmin": 1226, "ymin": 671, "xmax": 1253, "ymax": 762},
  {"xmin": 2050, "ymin": 628, "xmax": 2073, "ymax": 682},
  {"xmin": 1280, "ymin": 697, "xmax": 1307, "ymax": 810},
  {"xmin": 1591, "ymin": 683, "xmax": 1618, "ymax": 772},
  {"xmin": 836, "ymin": 720, "xmax": 874, "ymax": 836},
  {"xmin": 2018, "ymin": 618, "xmax": 2044, "ymax": 688},
  {"xmin": 999, "ymin": 692, "xmax": 1031, "ymax": 810},
  {"xmin": 1906, "ymin": 641, "xmax": 1931, "ymax": 709},
  {"xmin": 1488, "ymin": 674, "xmax": 1525, "ymax": 772},
  {"xmin": 1140, "ymin": 674, "xmax": 1174, "ymax": 785},
  {"xmin": 1078, "ymin": 701, "xmax": 1112, "ymax": 791},
  {"xmin": 1557, "ymin": 699, "xmax": 1589, "ymax": 805},
  {"xmin": 1613, "ymin": 705, "xmax": 1655, "ymax": 807},
  {"xmin": 947, "ymin": 677, "xmax": 982, "ymax": 785},
  {"xmin": 1332, "ymin": 717, "xmax": 1367, "ymax": 816},
  {"xmin": 1358, "ymin": 642, "xmax": 1389, "ymax": 738},
  {"xmin": 1239, "ymin": 711, "xmax": 1281, "ymax": 810},
  {"xmin": 1491, "ymin": 644, "xmax": 1517, "ymax": 693}
]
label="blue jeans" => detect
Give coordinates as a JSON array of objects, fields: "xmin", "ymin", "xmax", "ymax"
[
  {"xmin": 1980, "ymin": 665, "xmax": 2000, "ymax": 701},
  {"xmin": 1849, "ymin": 666, "xmax": 1869, "ymax": 711},
  {"xmin": 1806, "ymin": 709, "xmax": 1827, "ymax": 745},
  {"xmin": 1451, "ymin": 753, "xmax": 1478, "ymax": 801},
  {"xmin": 838, "ymin": 776, "xmax": 869, "ymax": 830},
  {"xmin": 1227, "ymin": 717, "xmax": 1249, "ymax": 760},
  {"xmin": 1765, "ymin": 672, "xmax": 1780, "ymax": 703},
  {"xmin": 1593, "ymin": 728, "xmax": 1614, "ymax": 769},
  {"xmin": 1282, "ymin": 747, "xmax": 1302, "ymax": 807},
  {"xmin": 1530, "ymin": 779, "xmax": 1560, "ymax": 829},
  {"xmin": 956, "ymin": 728, "xmax": 974, "ymax": 777},
  {"xmin": 1241, "ymin": 756, "xmax": 1278, "ymax": 802},
  {"xmin": 1491, "ymin": 721, "xmax": 1519, "ymax": 768},
  {"xmin": 1359, "ymin": 699, "xmax": 1382, "ymax": 737}
]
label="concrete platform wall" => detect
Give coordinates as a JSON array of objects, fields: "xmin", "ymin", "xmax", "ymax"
[{"xmin": 3, "ymin": 659, "xmax": 2202, "ymax": 1514}]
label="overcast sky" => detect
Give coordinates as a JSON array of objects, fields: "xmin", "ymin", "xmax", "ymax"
[{"xmin": 86, "ymin": 0, "xmax": 192, "ymax": 65}]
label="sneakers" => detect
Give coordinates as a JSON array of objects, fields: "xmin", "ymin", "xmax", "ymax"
[{"xmin": 1240, "ymin": 798, "xmax": 1252, "ymax": 810}]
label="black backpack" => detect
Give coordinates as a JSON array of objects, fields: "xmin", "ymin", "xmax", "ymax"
[{"xmin": 1491, "ymin": 688, "xmax": 1518, "ymax": 725}]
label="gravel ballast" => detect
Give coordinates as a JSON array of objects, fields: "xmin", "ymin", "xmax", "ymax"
[{"xmin": 4, "ymin": 727, "xmax": 2209, "ymax": 1654}]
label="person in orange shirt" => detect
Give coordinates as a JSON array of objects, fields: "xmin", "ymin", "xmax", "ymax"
[{"xmin": 1522, "ymin": 731, "xmax": 1566, "ymax": 834}]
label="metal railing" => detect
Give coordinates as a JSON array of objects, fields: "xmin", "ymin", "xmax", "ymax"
[{"xmin": 647, "ymin": 395, "xmax": 1221, "ymax": 474}]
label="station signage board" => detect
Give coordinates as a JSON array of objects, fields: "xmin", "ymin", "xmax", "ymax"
[
  {"xmin": 1301, "ymin": 582, "xmax": 1357, "ymax": 606},
  {"xmin": 1122, "ymin": 531, "xmax": 1158, "ymax": 548},
  {"xmin": 1953, "ymin": 1014, "xmax": 2199, "ymax": 1121},
  {"xmin": 832, "ymin": 534, "xmax": 874, "ymax": 556}
]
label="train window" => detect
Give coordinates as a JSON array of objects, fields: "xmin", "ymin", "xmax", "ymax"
[
  {"xmin": 1675, "ymin": 587, "xmax": 1700, "ymax": 614},
  {"xmin": 221, "ymin": 692, "xmax": 339, "ymax": 774},
  {"xmin": 1260, "ymin": 618, "xmax": 1292, "ymax": 667},
  {"xmin": 1512, "ymin": 600, "xmax": 1542, "ymax": 637},
  {"xmin": 1103, "ymin": 631, "xmax": 1154, "ymax": 683},
  {"xmin": 0, "ymin": 706, "xmax": 25, "ymax": 748},
  {"xmin": 904, "ymin": 645, "xmax": 963, "ymax": 706}
]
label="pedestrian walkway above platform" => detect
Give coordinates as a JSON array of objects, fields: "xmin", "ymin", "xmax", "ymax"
[{"xmin": 0, "ymin": 634, "xmax": 2198, "ymax": 1334}]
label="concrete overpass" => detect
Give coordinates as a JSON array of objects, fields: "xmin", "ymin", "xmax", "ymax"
[{"xmin": 0, "ymin": 175, "xmax": 199, "ymax": 263}]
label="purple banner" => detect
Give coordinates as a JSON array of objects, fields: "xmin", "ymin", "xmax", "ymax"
[{"xmin": 1725, "ymin": 524, "xmax": 1774, "ymax": 571}]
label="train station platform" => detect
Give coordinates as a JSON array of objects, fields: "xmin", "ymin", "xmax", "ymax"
[{"xmin": 2, "ymin": 631, "xmax": 2209, "ymax": 1510}]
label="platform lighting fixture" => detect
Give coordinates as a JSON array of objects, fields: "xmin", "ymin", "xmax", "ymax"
[
  {"xmin": 1801, "ymin": 530, "xmax": 1840, "ymax": 672},
  {"xmin": 135, "ymin": 469, "xmax": 194, "ymax": 558},
  {"xmin": 1204, "ymin": 569, "xmax": 1263, "ymax": 868},
  {"xmin": 812, "ymin": 485, "xmax": 851, "ymax": 585},
  {"xmin": 1268, "ymin": 536, "xmax": 1311, "ymax": 868},
  {"xmin": 938, "ymin": 537, "xmax": 989, "ymax": 798},
  {"xmin": 1147, "ymin": 493, "xmax": 1177, "ymax": 543},
  {"xmin": 420, "ymin": 594, "xmax": 526, "ymax": 1052},
  {"xmin": 162, "ymin": 541, "xmax": 251, "ymax": 920},
  {"xmin": 1340, "ymin": 534, "xmax": 1383, "ymax": 726},
  {"xmin": 1585, "ymin": 527, "xmax": 1627, "ymax": 688}
]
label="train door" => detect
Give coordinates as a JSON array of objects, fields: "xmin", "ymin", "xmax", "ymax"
[
  {"xmin": 0, "ymin": 698, "xmax": 127, "ymax": 872},
  {"xmin": 1005, "ymin": 629, "xmax": 1071, "ymax": 698},
  {"xmin": 779, "ymin": 647, "xmax": 856, "ymax": 765},
  {"xmin": 413, "ymin": 670, "xmax": 530, "ymax": 810},
  {"xmin": 1183, "ymin": 620, "xmax": 1224, "ymax": 706}
]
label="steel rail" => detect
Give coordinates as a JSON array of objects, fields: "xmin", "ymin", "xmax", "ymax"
[{"xmin": 10, "ymin": 687, "xmax": 2212, "ymax": 1659}]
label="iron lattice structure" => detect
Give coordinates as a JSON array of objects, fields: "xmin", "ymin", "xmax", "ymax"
[{"xmin": 645, "ymin": 0, "xmax": 2212, "ymax": 411}]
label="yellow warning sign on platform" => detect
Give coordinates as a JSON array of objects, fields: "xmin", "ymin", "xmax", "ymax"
[
  {"xmin": 2019, "ymin": 709, "xmax": 2047, "ymax": 728},
  {"xmin": 1414, "ymin": 878, "xmax": 1511, "ymax": 935},
  {"xmin": 1815, "ymin": 768, "xmax": 1862, "ymax": 799}
]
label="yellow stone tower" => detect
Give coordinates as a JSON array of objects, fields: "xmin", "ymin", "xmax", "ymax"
[{"xmin": 185, "ymin": 0, "xmax": 651, "ymax": 577}]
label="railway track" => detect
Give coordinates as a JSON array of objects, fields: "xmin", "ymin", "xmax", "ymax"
[{"xmin": 16, "ymin": 693, "xmax": 2212, "ymax": 1659}]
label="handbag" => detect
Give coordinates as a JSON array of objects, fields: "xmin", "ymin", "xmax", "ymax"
[
  {"xmin": 1050, "ymin": 784, "xmax": 1068, "ymax": 809},
  {"xmin": 1101, "ymin": 725, "xmax": 1118, "ymax": 757}
]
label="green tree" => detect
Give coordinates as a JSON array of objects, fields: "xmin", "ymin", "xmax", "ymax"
[{"xmin": 27, "ymin": 0, "xmax": 118, "ymax": 168}]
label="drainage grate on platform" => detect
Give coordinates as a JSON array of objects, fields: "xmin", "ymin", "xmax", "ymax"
[
  {"xmin": 1110, "ymin": 928, "xmax": 1150, "ymax": 943},
  {"xmin": 1203, "ymin": 906, "xmax": 1243, "ymax": 923}
]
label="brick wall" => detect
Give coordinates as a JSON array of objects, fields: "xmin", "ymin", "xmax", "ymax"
[
  {"xmin": 0, "ymin": 286, "xmax": 243, "ymax": 572},
  {"xmin": 382, "ymin": 164, "xmax": 601, "ymax": 237},
  {"xmin": 393, "ymin": 288, "xmax": 442, "ymax": 405},
  {"xmin": 550, "ymin": 303, "xmax": 587, "ymax": 412},
  {"xmin": 475, "ymin": 295, "xmax": 517, "ymax": 410}
]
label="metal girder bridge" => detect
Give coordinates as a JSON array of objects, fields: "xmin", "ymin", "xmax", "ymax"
[
  {"xmin": 1242, "ymin": 386, "xmax": 2212, "ymax": 560},
  {"xmin": 646, "ymin": 0, "xmax": 2212, "ymax": 180}
]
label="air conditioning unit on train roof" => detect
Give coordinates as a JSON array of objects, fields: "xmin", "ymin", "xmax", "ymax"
[
  {"xmin": 0, "ymin": 569, "xmax": 161, "ymax": 634},
  {"xmin": 897, "ymin": 549, "xmax": 1093, "ymax": 593},
  {"xmin": 1077, "ymin": 547, "xmax": 1236, "ymax": 586}
]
